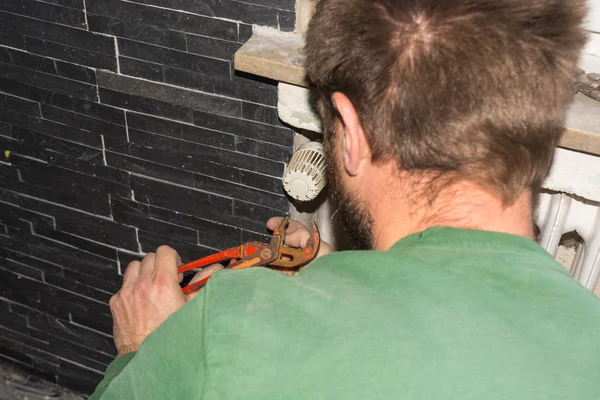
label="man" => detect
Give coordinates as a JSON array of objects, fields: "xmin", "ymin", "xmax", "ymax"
[{"xmin": 90, "ymin": 0, "xmax": 600, "ymax": 398}]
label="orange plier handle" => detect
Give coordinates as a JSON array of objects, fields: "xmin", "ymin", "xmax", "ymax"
[{"xmin": 177, "ymin": 217, "xmax": 320, "ymax": 295}]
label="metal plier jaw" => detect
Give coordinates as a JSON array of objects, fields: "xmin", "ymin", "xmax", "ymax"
[{"xmin": 177, "ymin": 217, "xmax": 320, "ymax": 295}]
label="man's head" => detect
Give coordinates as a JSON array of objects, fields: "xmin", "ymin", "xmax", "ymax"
[{"xmin": 305, "ymin": 0, "xmax": 586, "ymax": 248}]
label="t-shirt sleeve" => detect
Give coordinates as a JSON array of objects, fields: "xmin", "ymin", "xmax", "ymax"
[
  {"xmin": 88, "ymin": 352, "xmax": 137, "ymax": 400},
  {"xmin": 87, "ymin": 289, "xmax": 209, "ymax": 400}
]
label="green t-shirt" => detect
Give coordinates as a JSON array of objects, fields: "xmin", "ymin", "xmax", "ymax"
[{"xmin": 90, "ymin": 228, "xmax": 600, "ymax": 399}]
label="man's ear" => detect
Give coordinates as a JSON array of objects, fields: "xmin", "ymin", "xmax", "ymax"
[{"xmin": 331, "ymin": 92, "xmax": 370, "ymax": 176}]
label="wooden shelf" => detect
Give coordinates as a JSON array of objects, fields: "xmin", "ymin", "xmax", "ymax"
[
  {"xmin": 559, "ymin": 94, "xmax": 600, "ymax": 156},
  {"xmin": 234, "ymin": 29, "xmax": 307, "ymax": 87},
  {"xmin": 234, "ymin": 32, "xmax": 600, "ymax": 156}
]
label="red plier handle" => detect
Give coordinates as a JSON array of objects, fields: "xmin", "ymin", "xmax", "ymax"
[{"xmin": 177, "ymin": 217, "xmax": 320, "ymax": 295}]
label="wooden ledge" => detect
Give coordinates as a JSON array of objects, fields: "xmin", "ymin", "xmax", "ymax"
[
  {"xmin": 559, "ymin": 94, "xmax": 600, "ymax": 156},
  {"xmin": 235, "ymin": 32, "xmax": 600, "ymax": 156},
  {"xmin": 234, "ymin": 29, "xmax": 307, "ymax": 87}
]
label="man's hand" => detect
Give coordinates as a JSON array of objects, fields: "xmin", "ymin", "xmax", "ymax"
[
  {"xmin": 267, "ymin": 217, "xmax": 333, "ymax": 260},
  {"xmin": 109, "ymin": 245, "xmax": 222, "ymax": 357}
]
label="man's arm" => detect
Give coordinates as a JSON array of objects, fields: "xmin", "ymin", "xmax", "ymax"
[
  {"xmin": 88, "ymin": 246, "xmax": 220, "ymax": 399},
  {"xmin": 88, "ymin": 352, "xmax": 137, "ymax": 399},
  {"xmin": 89, "ymin": 218, "xmax": 330, "ymax": 399}
]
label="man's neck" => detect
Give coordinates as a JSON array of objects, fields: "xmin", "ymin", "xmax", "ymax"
[{"xmin": 369, "ymin": 180, "xmax": 534, "ymax": 251}]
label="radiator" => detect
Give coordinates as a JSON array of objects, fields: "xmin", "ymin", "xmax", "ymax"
[{"xmin": 537, "ymin": 192, "xmax": 600, "ymax": 292}]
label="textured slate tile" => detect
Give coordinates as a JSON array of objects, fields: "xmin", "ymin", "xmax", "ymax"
[
  {"xmin": 127, "ymin": 128, "xmax": 284, "ymax": 177},
  {"xmin": 279, "ymin": 10, "xmax": 296, "ymax": 32},
  {"xmin": 0, "ymin": 46, "xmax": 56, "ymax": 75},
  {"xmin": 112, "ymin": 197, "xmax": 199, "ymax": 244},
  {"xmin": 0, "ymin": 11, "xmax": 115, "ymax": 54},
  {"xmin": 163, "ymin": 66, "xmax": 238, "ymax": 97},
  {"xmin": 6, "ymin": 173, "xmax": 111, "ymax": 218},
  {"xmin": 0, "ymin": 108, "xmax": 102, "ymax": 148},
  {"xmin": 53, "ymin": 60, "xmax": 97, "ymax": 84},
  {"xmin": 0, "ymin": 92, "xmax": 40, "ymax": 116},
  {"xmin": 69, "ymin": 309, "xmax": 113, "ymax": 336},
  {"xmin": 98, "ymin": 88, "xmax": 193, "ymax": 123},
  {"xmin": 0, "ymin": 269, "xmax": 108, "ymax": 318},
  {"xmin": 89, "ymin": 14, "xmax": 187, "ymax": 51},
  {"xmin": 242, "ymin": 0, "xmax": 295, "ymax": 11},
  {"xmin": 10, "ymin": 229, "xmax": 119, "ymax": 280},
  {"xmin": 131, "ymin": 174, "xmax": 233, "ymax": 215},
  {"xmin": 134, "ymin": 192, "xmax": 229, "ymax": 229},
  {"xmin": 41, "ymin": 105, "xmax": 127, "ymax": 140},
  {"xmin": 234, "ymin": 199, "xmax": 289, "ymax": 229},
  {"xmin": 193, "ymin": 173, "xmax": 287, "ymax": 210},
  {"xmin": 1, "ymin": 250, "xmax": 64, "ymax": 281},
  {"xmin": 0, "ymin": 78, "xmax": 53, "ymax": 103},
  {"xmin": 1, "ymin": 176, "xmax": 109, "ymax": 216},
  {"xmin": 87, "ymin": 0, "xmax": 238, "ymax": 41},
  {"xmin": 128, "ymin": 0, "xmax": 280, "ymax": 27},
  {"xmin": 238, "ymin": 24, "xmax": 253, "ymax": 43},
  {"xmin": 0, "ymin": 33, "xmax": 25, "ymax": 48},
  {"xmin": 13, "ymin": 127, "xmax": 104, "ymax": 161},
  {"xmin": 240, "ymin": 229, "xmax": 270, "ymax": 244},
  {"xmin": 0, "ymin": 48, "xmax": 95, "ymax": 85},
  {"xmin": 45, "ymin": 151, "xmax": 129, "ymax": 186},
  {"xmin": 106, "ymin": 151, "xmax": 194, "ymax": 188},
  {"xmin": 241, "ymin": 102, "xmax": 281, "ymax": 126},
  {"xmin": 44, "ymin": 92, "xmax": 125, "ymax": 125},
  {"xmin": 17, "ymin": 159, "xmax": 130, "ymax": 200},
  {"xmin": 118, "ymin": 39, "xmax": 231, "ymax": 79},
  {"xmin": 98, "ymin": 71, "xmax": 240, "ymax": 118},
  {"xmin": 127, "ymin": 112, "xmax": 235, "ymax": 149},
  {"xmin": 0, "ymin": 0, "xmax": 86, "ymax": 28},
  {"xmin": 186, "ymin": 34, "xmax": 242, "ymax": 60},
  {"xmin": 137, "ymin": 230, "xmax": 214, "ymax": 262},
  {"xmin": 62, "ymin": 268, "xmax": 120, "ymax": 294},
  {"xmin": 41, "ymin": 0, "xmax": 83, "ymax": 9},
  {"xmin": 239, "ymin": 170, "xmax": 283, "ymax": 194},
  {"xmin": 0, "ymin": 200, "xmax": 55, "ymax": 233},
  {"xmin": 118, "ymin": 141, "xmax": 241, "ymax": 182},
  {"xmin": 35, "ymin": 227, "xmax": 117, "ymax": 261},
  {"xmin": 45, "ymin": 274, "xmax": 112, "ymax": 304},
  {"xmin": 119, "ymin": 57, "xmax": 164, "ymax": 82},
  {"xmin": 233, "ymin": 73, "xmax": 278, "ymax": 106},
  {"xmin": 146, "ymin": 205, "xmax": 241, "ymax": 249},
  {"xmin": 0, "ymin": 347, "xmax": 34, "ymax": 367},
  {"xmin": 0, "ymin": 326, "xmax": 50, "ymax": 358},
  {"xmin": 142, "ymin": 193, "xmax": 268, "ymax": 234},
  {"xmin": 235, "ymin": 137, "xmax": 292, "ymax": 162},
  {"xmin": 18, "ymin": 196, "xmax": 138, "ymax": 251},
  {"xmin": 118, "ymin": 248, "xmax": 144, "ymax": 266},
  {"xmin": 1, "ymin": 258, "xmax": 44, "ymax": 281},
  {"xmin": 24, "ymin": 37, "xmax": 118, "ymax": 71},
  {"xmin": 0, "ymin": 63, "xmax": 98, "ymax": 101},
  {"xmin": 56, "ymin": 362, "xmax": 103, "ymax": 395},
  {"xmin": 193, "ymin": 110, "xmax": 293, "ymax": 147}
]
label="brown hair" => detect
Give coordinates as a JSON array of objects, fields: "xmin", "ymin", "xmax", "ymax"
[{"xmin": 305, "ymin": 0, "xmax": 587, "ymax": 204}]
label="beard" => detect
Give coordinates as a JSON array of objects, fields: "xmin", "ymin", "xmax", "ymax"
[{"xmin": 323, "ymin": 137, "xmax": 374, "ymax": 251}]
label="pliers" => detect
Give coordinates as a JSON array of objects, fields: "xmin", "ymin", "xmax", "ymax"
[{"xmin": 177, "ymin": 217, "xmax": 320, "ymax": 295}]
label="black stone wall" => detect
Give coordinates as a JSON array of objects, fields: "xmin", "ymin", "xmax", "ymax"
[{"xmin": 0, "ymin": 0, "xmax": 295, "ymax": 394}]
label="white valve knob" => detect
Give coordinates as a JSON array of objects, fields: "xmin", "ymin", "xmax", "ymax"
[{"xmin": 283, "ymin": 141, "xmax": 326, "ymax": 202}]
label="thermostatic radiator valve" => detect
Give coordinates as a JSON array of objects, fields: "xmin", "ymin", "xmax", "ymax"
[{"xmin": 283, "ymin": 141, "xmax": 326, "ymax": 202}]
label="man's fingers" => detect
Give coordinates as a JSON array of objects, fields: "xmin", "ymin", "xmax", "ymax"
[
  {"xmin": 267, "ymin": 216, "xmax": 334, "ymax": 259},
  {"xmin": 266, "ymin": 217, "xmax": 311, "ymax": 247},
  {"xmin": 186, "ymin": 264, "xmax": 224, "ymax": 301},
  {"xmin": 153, "ymin": 245, "xmax": 181, "ymax": 285},
  {"xmin": 267, "ymin": 217, "xmax": 306, "ymax": 234},
  {"xmin": 138, "ymin": 252, "xmax": 156, "ymax": 282},
  {"xmin": 122, "ymin": 261, "xmax": 141, "ymax": 288},
  {"xmin": 284, "ymin": 229, "xmax": 312, "ymax": 248}
]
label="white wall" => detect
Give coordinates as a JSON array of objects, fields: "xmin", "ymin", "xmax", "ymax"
[{"xmin": 581, "ymin": 0, "xmax": 600, "ymax": 72}]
